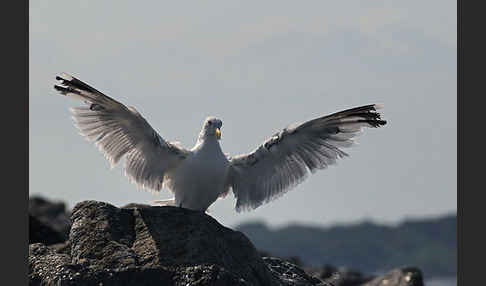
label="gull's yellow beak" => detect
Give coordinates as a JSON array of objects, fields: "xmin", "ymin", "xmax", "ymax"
[{"xmin": 215, "ymin": 128, "xmax": 221, "ymax": 140}]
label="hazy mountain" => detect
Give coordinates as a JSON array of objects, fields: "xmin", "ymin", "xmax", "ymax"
[{"xmin": 236, "ymin": 213, "xmax": 456, "ymax": 278}]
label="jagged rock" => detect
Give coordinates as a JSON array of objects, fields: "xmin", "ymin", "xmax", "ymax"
[
  {"xmin": 29, "ymin": 243, "xmax": 248, "ymax": 286},
  {"xmin": 263, "ymin": 257, "xmax": 330, "ymax": 286},
  {"xmin": 46, "ymin": 239, "xmax": 72, "ymax": 256},
  {"xmin": 362, "ymin": 267, "xmax": 424, "ymax": 286},
  {"xmin": 29, "ymin": 196, "xmax": 71, "ymax": 241},
  {"xmin": 305, "ymin": 265, "xmax": 374, "ymax": 286},
  {"xmin": 29, "ymin": 200, "xmax": 324, "ymax": 286},
  {"xmin": 259, "ymin": 250, "xmax": 304, "ymax": 268}
]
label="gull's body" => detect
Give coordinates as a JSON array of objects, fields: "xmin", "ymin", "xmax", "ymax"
[
  {"xmin": 166, "ymin": 136, "xmax": 230, "ymax": 211},
  {"xmin": 54, "ymin": 73, "xmax": 387, "ymax": 212}
]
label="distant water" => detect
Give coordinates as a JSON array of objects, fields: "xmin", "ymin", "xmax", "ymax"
[{"xmin": 425, "ymin": 277, "xmax": 456, "ymax": 286}]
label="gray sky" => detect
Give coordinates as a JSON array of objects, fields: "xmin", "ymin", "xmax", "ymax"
[{"xmin": 29, "ymin": 1, "xmax": 456, "ymax": 228}]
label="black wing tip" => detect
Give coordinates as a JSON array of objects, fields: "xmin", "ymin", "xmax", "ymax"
[
  {"xmin": 54, "ymin": 73, "xmax": 74, "ymax": 93},
  {"xmin": 357, "ymin": 118, "xmax": 387, "ymax": 128},
  {"xmin": 54, "ymin": 84, "xmax": 70, "ymax": 94},
  {"xmin": 373, "ymin": 104, "xmax": 386, "ymax": 127},
  {"xmin": 348, "ymin": 104, "xmax": 387, "ymax": 128},
  {"xmin": 54, "ymin": 72, "xmax": 103, "ymax": 95},
  {"xmin": 54, "ymin": 83, "xmax": 83, "ymax": 97},
  {"xmin": 374, "ymin": 119, "xmax": 387, "ymax": 127},
  {"xmin": 369, "ymin": 104, "xmax": 387, "ymax": 127}
]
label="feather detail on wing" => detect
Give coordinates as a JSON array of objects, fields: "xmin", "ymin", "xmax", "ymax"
[
  {"xmin": 227, "ymin": 104, "xmax": 387, "ymax": 212},
  {"xmin": 54, "ymin": 73, "xmax": 189, "ymax": 192}
]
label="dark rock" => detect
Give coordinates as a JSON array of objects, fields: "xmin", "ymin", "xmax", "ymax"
[
  {"xmin": 308, "ymin": 265, "xmax": 374, "ymax": 286},
  {"xmin": 29, "ymin": 243, "xmax": 74, "ymax": 285},
  {"xmin": 362, "ymin": 267, "xmax": 424, "ymax": 286},
  {"xmin": 48, "ymin": 241, "xmax": 71, "ymax": 255},
  {"xmin": 264, "ymin": 257, "xmax": 331, "ymax": 286},
  {"xmin": 299, "ymin": 264, "xmax": 423, "ymax": 286},
  {"xmin": 29, "ymin": 196, "xmax": 71, "ymax": 241},
  {"xmin": 260, "ymin": 252, "xmax": 375, "ymax": 286},
  {"xmin": 259, "ymin": 250, "xmax": 304, "ymax": 268},
  {"xmin": 29, "ymin": 215, "xmax": 65, "ymax": 245},
  {"xmin": 29, "ymin": 200, "xmax": 324, "ymax": 285},
  {"xmin": 29, "ymin": 243, "xmax": 246, "ymax": 286}
]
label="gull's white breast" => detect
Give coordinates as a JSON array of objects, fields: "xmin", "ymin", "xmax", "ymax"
[{"xmin": 165, "ymin": 140, "xmax": 230, "ymax": 211}]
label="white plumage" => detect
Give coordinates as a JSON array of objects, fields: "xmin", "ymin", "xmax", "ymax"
[{"xmin": 54, "ymin": 73, "xmax": 387, "ymax": 212}]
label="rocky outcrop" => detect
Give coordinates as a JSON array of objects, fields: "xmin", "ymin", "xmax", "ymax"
[
  {"xmin": 29, "ymin": 200, "xmax": 326, "ymax": 286},
  {"xmin": 28, "ymin": 198, "xmax": 426, "ymax": 286}
]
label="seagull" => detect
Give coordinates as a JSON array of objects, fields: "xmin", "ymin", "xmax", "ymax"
[{"xmin": 54, "ymin": 73, "xmax": 387, "ymax": 212}]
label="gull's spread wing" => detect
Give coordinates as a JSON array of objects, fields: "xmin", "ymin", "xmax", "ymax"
[
  {"xmin": 54, "ymin": 73, "xmax": 189, "ymax": 192},
  {"xmin": 227, "ymin": 104, "xmax": 387, "ymax": 212}
]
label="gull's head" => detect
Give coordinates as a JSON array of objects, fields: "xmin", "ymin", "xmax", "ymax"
[{"xmin": 200, "ymin": 117, "xmax": 223, "ymax": 140}]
